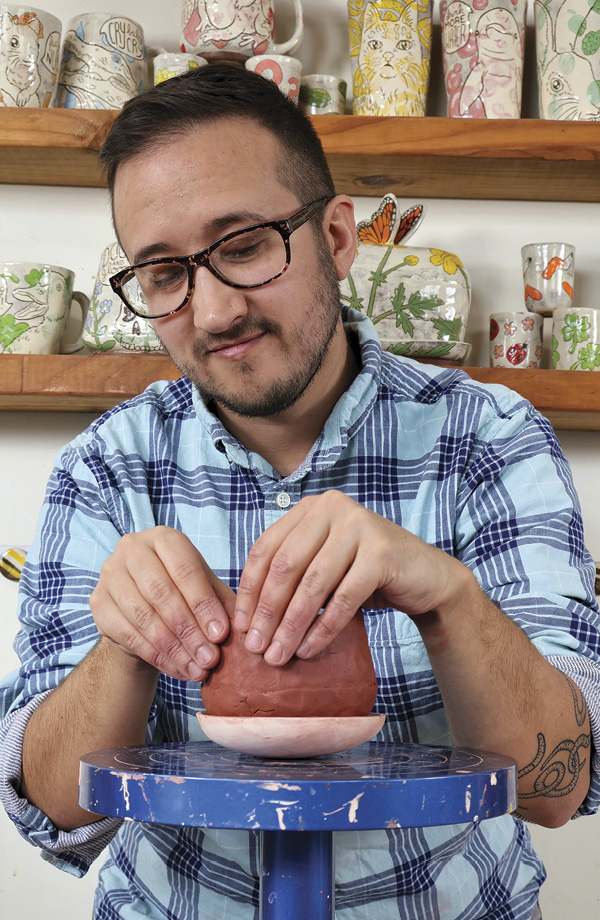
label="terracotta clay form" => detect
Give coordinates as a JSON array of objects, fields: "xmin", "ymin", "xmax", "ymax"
[{"xmin": 201, "ymin": 612, "xmax": 378, "ymax": 717}]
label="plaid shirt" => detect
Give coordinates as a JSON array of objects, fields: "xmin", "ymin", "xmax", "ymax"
[{"xmin": 1, "ymin": 308, "xmax": 599, "ymax": 920}]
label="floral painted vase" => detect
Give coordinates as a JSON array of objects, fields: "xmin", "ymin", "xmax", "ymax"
[{"xmin": 340, "ymin": 195, "xmax": 472, "ymax": 362}]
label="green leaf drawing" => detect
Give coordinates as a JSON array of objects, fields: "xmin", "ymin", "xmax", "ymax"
[
  {"xmin": 387, "ymin": 342, "xmax": 456, "ymax": 359},
  {"xmin": 0, "ymin": 314, "xmax": 29, "ymax": 349},
  {"xmin": 1, "ymin": 272, "xmax": 20, "ymax": 285},
  {"xmin": 593, "ymin": 0, "xmax": 600, "ymax": 15},
  {"xmin": 24, "ymin": 268, "xmax": 44, "ymax": 287},
  {"xmin": 299, "ymin": 87, "xmax": 332, "ymax": 108},
  {"xmin": 582, "ymin": 30, "xmax": 600, "ymax": 54},
  {"xmin": 552, "ymin": 334, "xmax": 560, "ymax": 369},
  {"xmin": 339, "ymin": 272, "xmax": 364, "ymax": 311},
  {"xmin": 561, "ymin": 312, "xmax": 591, "ymax": 354},
  {"xmin": 571, "ymin": 343, "xmax": 600, "ymax": 371},
  {"xmin": 433, "ymin": 317, "xmax": 462, "ymax": 341}
]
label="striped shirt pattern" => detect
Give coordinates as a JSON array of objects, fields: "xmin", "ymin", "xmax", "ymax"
[{"xmin": 1, "ymin": 308, "xmax": 599, "ymax": 920}]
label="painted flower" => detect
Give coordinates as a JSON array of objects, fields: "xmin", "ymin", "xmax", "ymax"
[
  {"xmin": 404, "ymin": 255, "xmax": 419, "ymax": 266},
  {"xmin": 494, "ymin": 344, "xmax": 504, "ymax": 358},
  {"xmin": 429, "ymin": 250, "xmax": 464, "ymax": 275},
  {"xmin": 156, "ymin": 68, "xmax": 176, "ymax": 85},
  {"xmin": 95, "ymin": 281, "xmax": 103, "ymax": 296},
  {"xmin": 522, "ymin": 316, "xmax": 535, "ymax": 331},
  {"xmin": 504, "ymin": 321, "xmax": 517, "ymax": 336},
  {"xmin": 99, "ymin": 299, "xmax": 112, "ymax": 314}
]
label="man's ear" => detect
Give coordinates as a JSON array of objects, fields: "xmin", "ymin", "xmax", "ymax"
[{"xmin": 322, "ymin": 196, "xmax": 357, "ymax": 281}]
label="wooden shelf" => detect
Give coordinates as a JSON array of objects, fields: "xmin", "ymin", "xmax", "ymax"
[
  {"xmin": 0, "ymin": 354, "xmax": 598, "ymax": 429},
  {"xmin": 1, "ymin": 109, "xmax": 599, "ymax": 201}
]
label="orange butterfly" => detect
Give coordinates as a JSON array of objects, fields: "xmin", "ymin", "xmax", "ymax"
[
  {"xmin": 394, "ymin": 203, "xmax": 424, "ymax": 245},
  {"xmin": 356, "ymin": 195, "xmax": 399, "ymax": 246}
]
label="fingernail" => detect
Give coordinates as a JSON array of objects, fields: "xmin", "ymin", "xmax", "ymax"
[
  {"xmin": 234, "ymin": 611, "xmax": 250, "ymax": 632},
  {"xmin": 245, "ymin": 629, "xmax": 262, "ymax": 651},
  {"xmin": 197, "ymin": 645, "xmax": 214, "ymax": 666},
  {"xmin": 208, "ymin": 620, "xmax": 224, "ymax": 641},
  {"xmin": 188, "ymin": 661, "xmax": 204, "ymax": 681},
  {"xmin": 296, "ymin": 640, "xmax": 312, "ymax": 659},
  {"xmin": 264, "ymin": 641, "xmax": 283, "ymax": 665}
]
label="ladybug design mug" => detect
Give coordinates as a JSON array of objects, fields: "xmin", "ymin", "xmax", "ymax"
[{"xmin": 490, "ymin": 311, "xmax": 543, "ymax": 369}]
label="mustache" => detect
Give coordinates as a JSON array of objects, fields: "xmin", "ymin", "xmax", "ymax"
[{"xmin": 192, "ymin": 317, "xmax": 282, "ymax": 358}]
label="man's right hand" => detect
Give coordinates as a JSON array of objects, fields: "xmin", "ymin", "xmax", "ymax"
[{"xmin": 89, "ymin": 527, "xmax": 235, "ymax": 682}]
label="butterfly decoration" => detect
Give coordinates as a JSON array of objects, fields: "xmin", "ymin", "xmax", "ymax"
[{"xmin": 356, "ymin": 194, "xmax": 424, "ymax": 248}]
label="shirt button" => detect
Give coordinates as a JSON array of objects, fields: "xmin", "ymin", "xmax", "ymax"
[{"xmin": 276, "ymin": 491, "xmax": 291, "ymax": 509}]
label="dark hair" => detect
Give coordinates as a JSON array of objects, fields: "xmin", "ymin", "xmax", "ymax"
[{"xmin": 100, "ymin": 62, "xmax": 336, "ymax": 207}]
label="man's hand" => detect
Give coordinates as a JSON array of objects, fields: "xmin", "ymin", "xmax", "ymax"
[
  {"xmin": 90, "ymin": 526, "xmax": 235, "ymax": 682},
  {"xmin": 234, "ymin": 490, "xmax": 472, "ymax": 666}
]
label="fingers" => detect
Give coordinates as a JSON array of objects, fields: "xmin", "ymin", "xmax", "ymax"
[{"xmin": 90, "ymin": 528, "xmax": 233, "ymax": 681}]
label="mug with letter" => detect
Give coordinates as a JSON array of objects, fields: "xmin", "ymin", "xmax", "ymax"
[
  {"xmin": 181, "ymin": 0, "xmax": 304, "ymax": 61},
  {"xmin": 0, "ymin": 4, "xmax": 61, "ymax": 107},
  {"xmin": 55, "ymin": 12, "xmax": 147, "ymax": 109},
  {"xmin": 0, "ymin": 261, "xmax": 88, "ymax": 354}
]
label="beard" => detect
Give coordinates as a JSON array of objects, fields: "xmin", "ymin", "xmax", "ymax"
[{"xmin": 161, "ymin": 237, "xmax": 343, "ymax": 419}]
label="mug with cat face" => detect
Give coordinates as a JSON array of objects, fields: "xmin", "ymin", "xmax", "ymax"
[
  {"xmin": 348, "ymin": 0, "xmax": 433, "ymax": 117},
  {"xmin": 534, "ymin": 0, "xmax": 600, "ymax": 121},
  {"xmin": 0, "ymin": 5, "xmax": 61, "ymax": 107},
  {"xmin": 441, "ymin": 0, "xmax": 527, "ymax": 117},
  {"xmin": 0, "ymin": 261, "xmax": 88, "ymax": 354},
  {"xmin": 83, "ymin": 242, "xmax": 165, "ymax": 355},
  {"xmin": 55, "ymin": 12, "xmax": 147, "ymax": 109}
]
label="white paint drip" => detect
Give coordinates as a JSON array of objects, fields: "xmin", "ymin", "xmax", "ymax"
[
  {"xmin": 275, "ymin": 807, "xmax": 288, "ymax": 830},
  {"xmin": 323, "ymin": 792, "xmax": 364, "ymax": 823},
  {"xmin": 490, "ymin": 772, "xmax": 497, "ymax": 785},
  {"xmin": 121, "ymin": 775, "xmax": 130, "ymax": 812},
  {"xmin": 260, "ymin": 783, "xmax": 302, "ymax": 792},
  {"xmin": 465, "ymin": 788, "xmax": 472, "ymax": 814}
]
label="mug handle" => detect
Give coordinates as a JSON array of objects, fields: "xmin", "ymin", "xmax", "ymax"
[
  {"xmin": 272, "ymin": 0, "xmax": 304, "ymax": 55},
  {"xmin": 60, "ymin": 292, "xmax": 90, "ymax": 355}
]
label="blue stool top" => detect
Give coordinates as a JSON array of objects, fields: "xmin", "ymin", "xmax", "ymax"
[{"xmin": 80, "ymin": 740, "xmax": 517, "ymax": 831}]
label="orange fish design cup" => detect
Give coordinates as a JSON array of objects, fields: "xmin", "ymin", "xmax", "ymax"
[{"xmin": 521, "ymin": 242, "xmax": 575, "ymax": 316}]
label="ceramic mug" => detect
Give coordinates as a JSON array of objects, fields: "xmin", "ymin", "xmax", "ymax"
[
  {"xmin": 0, "ymin": 261, "xmax": 88, "ymax": 354},
  {"xmin": 154, "ymin": 51, "xmax": 207, "ymax": 84},
  {"xmin": 552, "ymin": 308, "xmax": 600, "ymax": 371},
  {"xmin": 0, "ymin": 5, "xmax": 61, "ymax": 107},
  {"xmin": 490, "ymin": 312, "xmax": 543, "ymax": 369},
  {"xmin": 521, "ymin": 242, "xmax": 575, "ymax": 316},
  {"xmin": 181, "ymin": 0, "xmax": 304, "ymax": 62},
  {"xmin": 348, "ymin": 0, "xmax": 433, "ymax": 116},
  {"xmin": 299, "ymin": 74, "xmax": 347, "ymax": 114},
  {"xmin": 441, "ymin": 0, "xmax": 527, "ymax": 117},
  {"xmin": 83, "ymin": 242, "xmax": 165, "ymax": 355},
  {"xmin": 534, "ymin": 0, "xmax": 600, "ymax": 121},
  {"xmin": 245, "ymin": 54, "xmax": 301, "ymax": 103},
  {"xmin": 55, "ymin": 12, "xmax": 147, "ymax": 109}
]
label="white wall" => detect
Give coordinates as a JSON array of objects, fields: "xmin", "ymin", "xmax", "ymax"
[{"xmin": 0, "ymin": 1, "xmax": 598, "ymax": 917}]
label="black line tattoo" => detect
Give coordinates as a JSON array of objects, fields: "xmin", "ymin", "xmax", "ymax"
[{"xmin": 517, "ymin": 675, "xmax": 590, "ymax": 801}]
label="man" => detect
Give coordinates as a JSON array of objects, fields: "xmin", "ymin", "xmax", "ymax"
[{"xmin": 1, "ymin": 64, "xmax": 598, "ymax": 919}]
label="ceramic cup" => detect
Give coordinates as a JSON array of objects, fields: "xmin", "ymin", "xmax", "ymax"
[
  {"xmin": 181, "ymin": 0, "xmax": 303, "ymax": 62},
  {"xmin": 245, "ymin": 54, "xmax": 301, "ymax": 103},
  {"xmin": 154, "ymin": 51, "xmax": 208, "ymax": 84},
  {"xmin": 348, "ymin": 0, "xmax": 433, "ymax": 116},
  {"xmin": 489, "ymin": 312, "xmax": 543, "ymax": 369},
  {"xmin": 552, "ymin": 307, "xmax": 600, "ymax": 371},
  {"xmin": 0, "ymin": 261, "xmax": 88, "ymax": 354},
  {"xmin": 441, "ymin": 0, "xmax": 527, "ymax": 117},
  {"xmin": 55, "ymin": 12, "xmax": 147, "ymax": 109},
  {"xmin": 299, "ymin": 74, "xmax": 347, "ymax": 114},
  {"xmin": 0, "ymin": 5, "xmax": 61, "ymax": 107},
  {"xmin": 82, "ymin": 242, "xmax": 165, "ymax": 355},
  {"xmin": 534, "ymin": 0, "xmax": 600, "ymax": 121},
  {"xmin": 521, "ymin": 242, "xmax": 575, "ymax": 316}
]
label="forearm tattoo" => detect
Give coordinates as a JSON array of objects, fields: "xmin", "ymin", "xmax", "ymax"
[{"xmin": 517, "ymin": 675, "xmax": 590, "ymax": 804}]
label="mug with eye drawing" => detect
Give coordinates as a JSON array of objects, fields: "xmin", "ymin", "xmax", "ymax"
[
  {"xmin": 0, "ymin": 5, "xmax": 62, "ymax": 107},
  {"xmin": 347, "ymin": 0, "xmax": 433, "ymax": 116}
]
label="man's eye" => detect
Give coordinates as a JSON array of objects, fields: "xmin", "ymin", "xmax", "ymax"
[{"xmin": 140, "ymin": 265, "xmax": 186, "ymax": 289}]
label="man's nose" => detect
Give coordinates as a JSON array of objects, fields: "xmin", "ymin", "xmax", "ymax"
[{"xmin": 188, "ymin": 263, "xmax": 249, "ymax": 334}]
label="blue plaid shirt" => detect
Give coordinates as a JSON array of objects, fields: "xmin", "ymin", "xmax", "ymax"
[{"xmin": 2, "ymin": 308, "xmax": 599, "ymax": 920}]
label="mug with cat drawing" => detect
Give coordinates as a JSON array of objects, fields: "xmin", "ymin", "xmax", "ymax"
[
  {"xmin": 82, "ymin": 243, "xmax": 165, "ymax": 355},
  {"xmin": 534, "ymin": 0, "xmax": 600, "ymax": 121},
  {"xmin": 181, "ymin": 0, "xmax": 304, "ymax": 62},
  {"xmin": 347, "ymin": 0, "xmax": 433, "ymax": 117},
  {"xmin": 245, "ymin": 54, "xmax": 301, "ymax": 103},
  {"xmin": 55, "ymin": 12, "xmax": 148, "ymax": 109},
  {"xmin": 0, "ymin": 5, "xmax": 61, "ymax": 107},
  {"xmin": 0, "ymin": 261, "xmax": 89, "ymax": 354},
  {"xmin": 440, "ymin": 0, "xmax": 527, "ymax": 117}
]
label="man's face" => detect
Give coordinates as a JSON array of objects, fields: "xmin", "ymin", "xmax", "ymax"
[{"xmin": 112, "ymin": 118, "xmax": 346, "ymax": 419}]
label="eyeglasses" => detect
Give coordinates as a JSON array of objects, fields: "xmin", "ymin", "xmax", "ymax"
[{"xmin": 109, "ymin": 196, "xmax": 331, "ymax": 319}]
